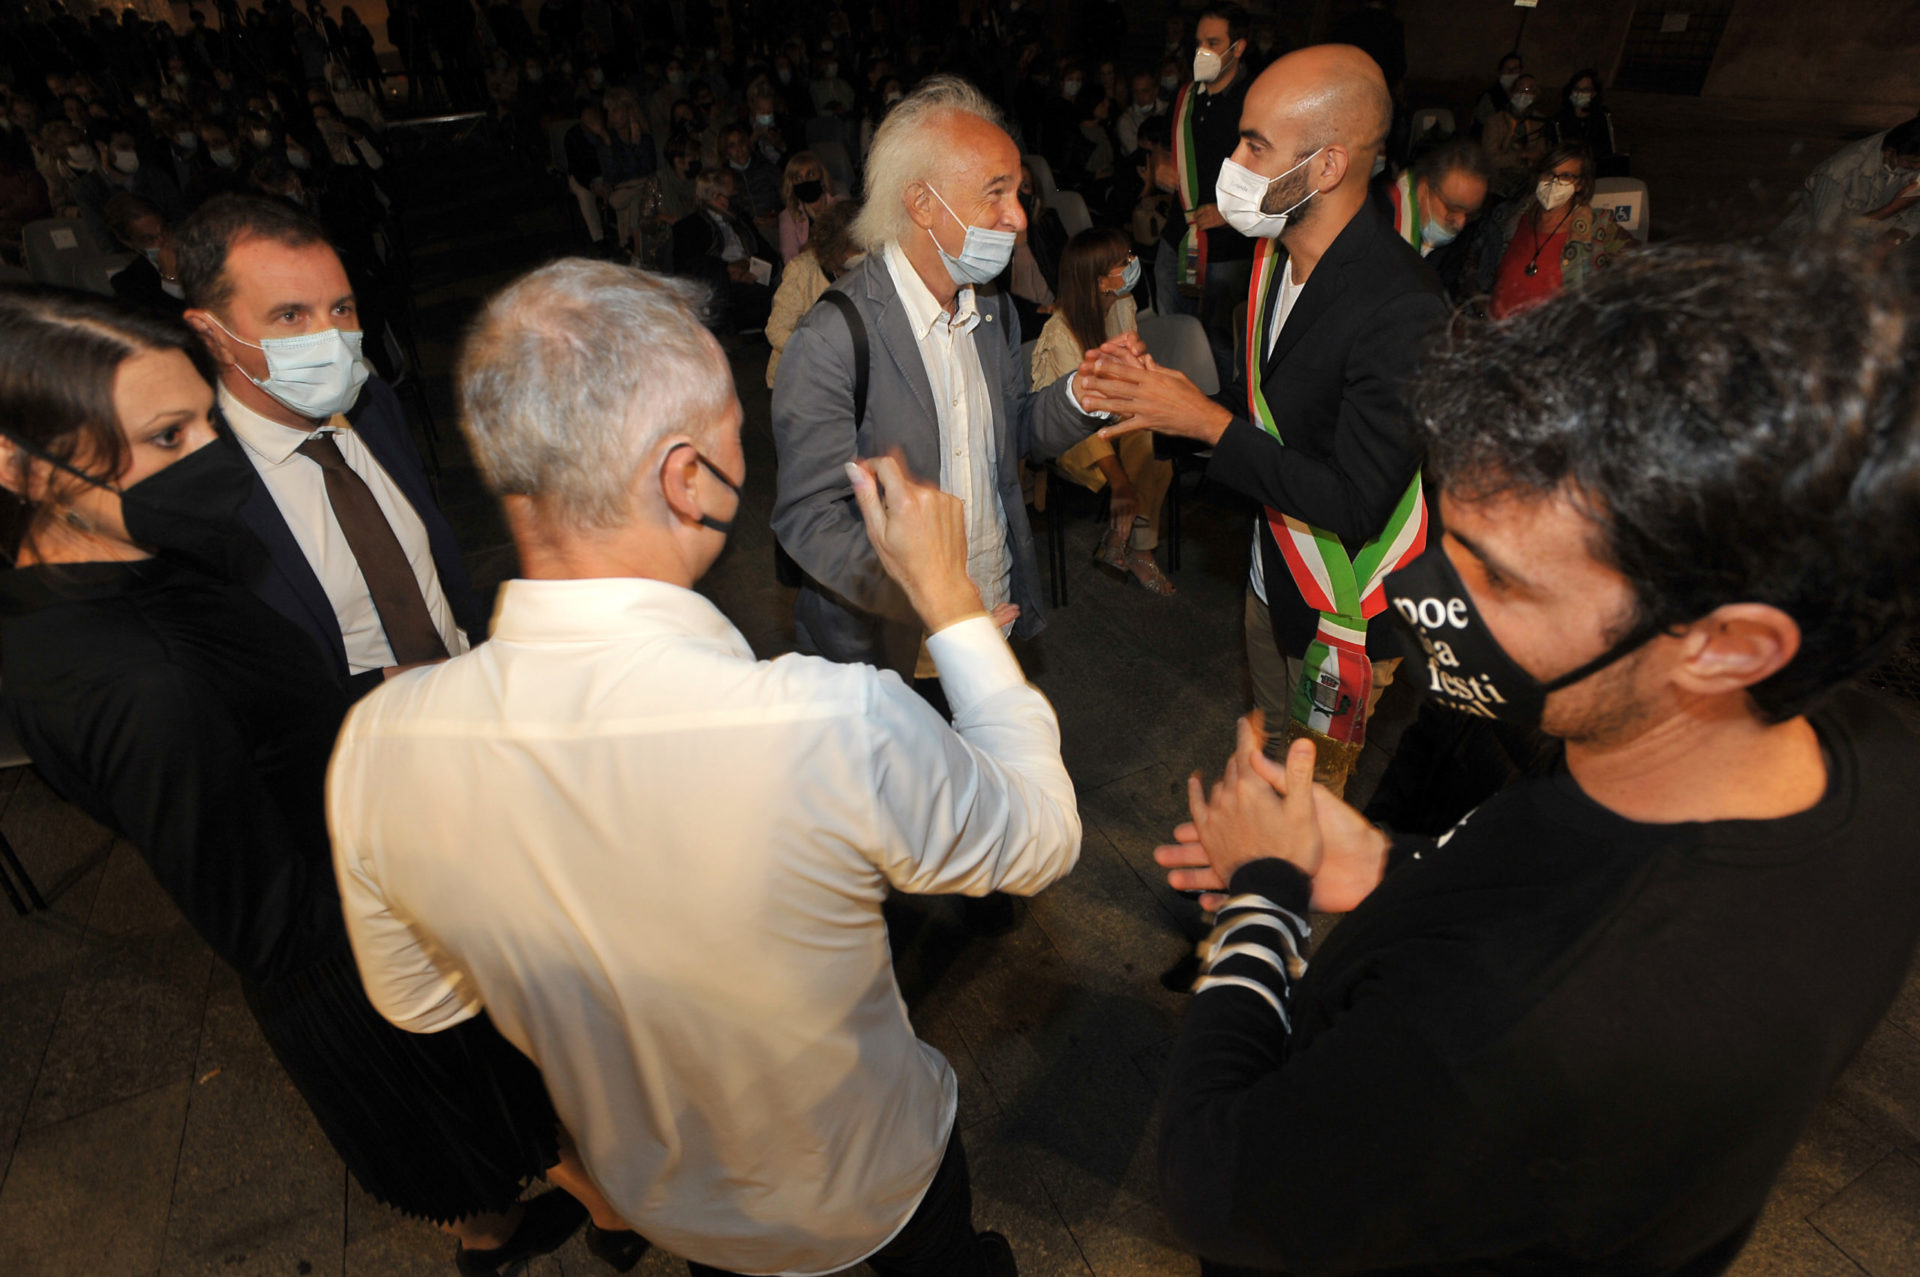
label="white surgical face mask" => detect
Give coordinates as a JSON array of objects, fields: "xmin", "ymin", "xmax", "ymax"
[
  {"xmin": 1536, "ymin": 177, "xmax": 1576, "ymax": 211},
  {"xmin": 174, "ymin": 129, "xmax": 198, "ymax": 150},
  {"xmin": 210, "ymin": 146, "xmax": 237, "ymax": 168},
  {"xmin": 1498, "ymin": 72, "xmax": 1519, "ymax": 91},
  {"xmin": 1509, "ymin": 92, "xmax": 1535, "ymax": 115},
  {"xmin": 113, "ymin": 149, "xmax": 139, "ymax": 174},
  {"xmin": 287, "ymin": 147, "xmax": 310, "ymax": 169},
  {"xmin": 210, "ymin": 316, "xmax": 372, "ymax": 419},
  {"xmin": 66, "ymin": 143, "xmax": 96, "ymax": 170},
  {"xmin": 1569, "ymin": 90, "xmax": 1595, "ymax": 109},
  {"xmin": 1192, "ymin": 48, "xmax": 1223, "ymax": 84},
  {"xmin": 1214, "ymin": 148, "xmax": 1323, "ymax": 238},
  {"xmin": 754, "ymin": 112, "xmax": 774, "ymax": 127},
  {"xmin": 1062, "ymin": 78, "xmax": 1082, "ymax": 99},
  {"xmin": 926, "ymin": 184, "xmax": 1016, "ymax": 285},
  {"xmin": 1160, "ymin": 74, "xmax": 1179, "ymax": 93}
]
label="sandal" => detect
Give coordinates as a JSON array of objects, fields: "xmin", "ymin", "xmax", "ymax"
[
  {"xmin": 1125, "ymin": 548, "xmax": 1177, "ymax": 596},
  {"xmin": 1092, "ymin": 526, "xmax": 1130, "ymax": 574}
]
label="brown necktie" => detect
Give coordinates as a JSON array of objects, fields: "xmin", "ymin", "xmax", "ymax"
[{"xmin": 296, "ymin": 431, "xmax": 449, "ymax": 665}]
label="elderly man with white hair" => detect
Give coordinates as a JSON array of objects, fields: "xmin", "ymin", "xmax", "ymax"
[
  {"xmin": 326, "ymin": 260, "xmax": 1077, "ymax": 1277},
  {"xmin": 772, "ymin": 74, "xmax": 1143, "ymax": 684}
]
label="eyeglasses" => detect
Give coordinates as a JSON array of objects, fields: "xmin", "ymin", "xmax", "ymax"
[
  {"xmin": 1539, "ymin": 174, "xmax": 1580, "ymax": 189},
  {"xmin": 1104, "ymin": 254, "xmax": 1138, "ymax": 276}
]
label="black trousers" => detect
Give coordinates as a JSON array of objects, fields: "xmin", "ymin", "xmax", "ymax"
[{"xmin": 686, "ymin": 1125, "xmax": 994, "ymax": 1277}]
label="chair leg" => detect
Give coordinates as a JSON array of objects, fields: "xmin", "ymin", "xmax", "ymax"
[
  {"xmin": 0, "ymin": 826, "xmax": 46, "ymax": 913},
  {"xmin": 1166, "ymin": 464, "xmax": 1184, "ymax": 572}
]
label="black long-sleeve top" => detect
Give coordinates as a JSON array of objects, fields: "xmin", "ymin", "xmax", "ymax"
[
  {"xmin": 0, "ymin": 560, "xmax": 349, "ymax": 988},
  {"xmin": 1159, "ymin": 688, "xmax": 1920, "ymax": 1275}
]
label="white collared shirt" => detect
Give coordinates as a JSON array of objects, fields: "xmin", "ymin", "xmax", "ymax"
[
  {"xmin": 222, "ymin": 386, "xmax": 468, "ymax": 673},
  {"xmin": 882, "ymin": 241, "xmax": 1013, "ymax": 625},
  {"xmin": 328, "ymin": 578, "xmax": 1080, "ymax": 1275}
]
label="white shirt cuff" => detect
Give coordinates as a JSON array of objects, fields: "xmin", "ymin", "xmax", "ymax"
[
  {"xmin": 1063, "ymin": 371, "xmax": 1116, "ymax": 421},
  {"xmin": 926, "ymin": 615, "xmax": 1027, "ymax": 716}
]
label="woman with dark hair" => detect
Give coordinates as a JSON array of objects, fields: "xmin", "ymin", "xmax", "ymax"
[
  {"xmin": 1030, "ymin": 226, "xmax": 1175, "ymax": 595},
  {"xmin": 0, "ymin": 291, "xmax": 641, "ymax": 1277},
  {"xmin": 1484, "ymin": 142, "xmax": 1634, "ymax": 320},
  {"xmin": 1553, "ymin": 68, "xmax": 1621, "ymax": 176}
]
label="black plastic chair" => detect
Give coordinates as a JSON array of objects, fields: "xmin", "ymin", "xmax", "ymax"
[{"xmin": 0, "ymin": 717, "xmax": 45, "ymax": 915}]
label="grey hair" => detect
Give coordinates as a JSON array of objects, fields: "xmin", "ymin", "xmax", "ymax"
[
  {"xmin": 694, "ymin": 168, "xmax": 730, "ymax": 205},
  {"xmin": 457, "ymin": 260, "xmax": 731, "ymax": 532},
  {"xmin": 852, "ymin": 74, "xmax": 1006, "ymax": 252}
]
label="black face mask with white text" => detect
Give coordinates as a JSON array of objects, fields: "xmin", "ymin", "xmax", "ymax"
[{"xmin": 1383, "ymin": 545, "xmax": 1668, "ymax": 730}]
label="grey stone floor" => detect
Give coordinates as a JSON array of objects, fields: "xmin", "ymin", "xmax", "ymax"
[{"xmin": 5, "ymin": 93, "xmax": 1920, "ymax": 1277}]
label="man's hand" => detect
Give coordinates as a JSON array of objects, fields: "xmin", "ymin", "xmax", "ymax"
[
  {"xmin": 1079, "ymin": 354, "xmax": 1234, "ymax": 444},
  {"xmin": 1191, "ymin": 203, "xmax": 1226, "ymax": 232},
  {"xmin": 1153, "ymin": 713, "xmax": 1391, "ymax": 913},
  {"xmin": 846, "ymin": 452, "xmax": 985, "ymax": 633},
  {"xmin": 727, "ymin": 260, "xmax": 753, "ymax": 282},
  {"xmin": 1071, "ymin": 332, "xmax": 1146, "ymax": 391},
  {"xmin": 989, "ymin": 602, "xmax": 1021, "ymax": 629}
]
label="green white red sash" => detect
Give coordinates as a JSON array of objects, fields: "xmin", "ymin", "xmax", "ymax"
[
  {"xmin": 1244, "ymin": 236, "xmax": 1429, "ymax": 738},
  {"xmin": 1390, "ymin": 170, "xmax": 1420, "ymax": 250},
  {"xmin": 1172, "ymin": 82, "xmax": 1206, "ymax": 288}
]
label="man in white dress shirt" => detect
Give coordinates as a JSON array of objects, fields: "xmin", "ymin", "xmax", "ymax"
[
  {"xmin": 327, "ymin": 261, "xmax": 1081, "ymax": 1277},
  {"xmin": 178, "ymin": 194, "xmax": 484, "ymax": 697}
]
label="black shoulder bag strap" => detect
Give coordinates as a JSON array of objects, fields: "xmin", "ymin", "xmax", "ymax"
[{"xmin": 774, "ymin": 289, "xmax": 870, "ymax": 588}]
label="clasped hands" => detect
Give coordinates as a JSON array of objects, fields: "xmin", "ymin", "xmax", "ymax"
[
  {"xmin": 1155, "ymin": 711, "xmax": 1391, "ymax": 915},
  {"xmin": 1073, "ymin": 331, "xmax": 1235, "ymax": 447}
]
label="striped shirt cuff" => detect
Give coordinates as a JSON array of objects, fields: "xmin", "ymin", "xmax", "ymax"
[{"xmin": 1191, "ymin": 859, "xmax": 1314, "ymax": 1028}]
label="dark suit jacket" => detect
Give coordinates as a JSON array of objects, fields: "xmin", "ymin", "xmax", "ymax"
[
  {"xmin": 236, "ymin": 376, "xmax": 485, "ymax": 697},
  {"xmin": 670, "ymin": 206, "xmax": 776, "ymax": 281},
  {"xmin": 1206, "ymin": 200, "xmax": 1449, "ymax": 660}
]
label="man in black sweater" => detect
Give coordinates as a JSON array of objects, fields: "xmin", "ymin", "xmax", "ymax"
[{"xmin": 1150, "ymin": 237, "xmax": 1920, "ymax": 1274}]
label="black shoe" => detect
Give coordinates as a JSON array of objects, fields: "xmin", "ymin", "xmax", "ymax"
[
  {"xmin": 976, "ymin": 1230, "xmax": 1019, "ymax": 1277},
  {"xmin": 962, "ymin": 892, "xmax": 1018, "ymax": 937},
  {"xmin": 453, "ymin": 1189, "xmax": 588, "ymax": 1275},
  {"xmin": 585, "ymin": 1224, "xmax": 651, "ymax": 1272}
]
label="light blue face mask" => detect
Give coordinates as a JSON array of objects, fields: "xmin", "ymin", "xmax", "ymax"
[
  {"xmin": 1112, "ymin": 255, "xmax": 1142, "ymax": 295},
  {"xmin": 1421, "ymin": 217, "xmax": 1458, "ymax": 248},
  {"xmin": 926, "ymin": 184, "xmax": 1017, "ymax": 286}
]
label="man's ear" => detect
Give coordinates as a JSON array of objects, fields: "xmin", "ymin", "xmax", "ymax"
[
  {"xmin": 1318, "ymin": 145, "xmax": 1350, "ymax": 192},
  {"xmin": 654, "ymin": 439, "xmax": 704, "ymax": 527},
  {"xmin": 0, "ymin": 436, "xmax": 25, "ymax": 500},
  {"xmin": 903, "ymin": 180, "xmax": 936, "ymax": 231},
  {"xmin": 181, "ymin": 307, "xmax": 231, "ymax": 366},
  {"xmin": 1671, "ymin": 603, "xmax": 1803, "ymax": 699}
]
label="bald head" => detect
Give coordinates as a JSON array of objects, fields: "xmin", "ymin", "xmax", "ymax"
[{"xmin": 1242, "ymin": 44, "xmax": 1393, "ymax": 172}]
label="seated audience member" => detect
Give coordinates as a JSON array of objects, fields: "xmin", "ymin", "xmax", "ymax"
[
  {"xmin": 1031, "ymin": 227, "xmax": 1174, "ymax": 596},
  {"xmin": 720, "ymin": 123, "xmax": 784, "ymax": 235},
  {"xmin": 104, "ymin": 192, "xmax": 187, "ymax": 316},
  {"xmin": 601, "ymin": 90, "xmax": 659, "ymax": 261},
  {"xmin": 1116, "ymin": 70, "xmax": 1169, "ymax": 158},
  {"xmin": 670, "ymin": 170, "xmax": 776, "ymax": 331},
  {"xmin": 1552, "ymin": 69, "xmax": 1621, "ymax": 176},
  {"xmin": 0, "ymin": 133, "xmax": 51, "ymax": 260},
  {"xmin": 1153, "ymin": 237, "xmax": 1920, "ymax": 1277},
  {"xmin": 776, "ymin": 150, "xmax": 839, "ymax": 262},
  {"xmin": 0, "ymin": 289, "xmax": 624, "ymax": 1276},
  {"xmin": 1776, "ymin": 114, "xmax": 1920, "ymax": 247},
  {"xmin": 176, "ymin": 195, "xmax": 486, "ymax": 698},
  {"xmin": 766, "ymin": 198, "xmax": 862, "ymax": 387},
  {"xmin": 746, "ymin": 88, "xmax": 793, "ymax": 166},
  {"xmin": 860, "ymin": 78, "xmax": 906, "ymax": 160},
  {"xmin": 1470, "ymin": 52, "xmax": 1524, "ymax": 138},
  {"xmin": 328, "ymin": 260, "xmax": 1079, "ymax": 1277},
  {"xmin": 190, "ymin": 120, "xmax": 247, "ymax": 202},
  {"xmin": 564, "ymin": 102, "xmax": 618, "ymax": 253},
  {"xmin": 1383, "ymin": 138, "xmax": 1491, "ymax": 301},
  {"xmin": 1480, "ymin": 73, "xmax": 1548, "ymax": 199},
  {"xmin": 656, "ymin": 136, "xmax": 701, "ymax": 228},
  {"xmin": 1484, "ymin": 143, "xmax": 1633, "ymax": 320}
]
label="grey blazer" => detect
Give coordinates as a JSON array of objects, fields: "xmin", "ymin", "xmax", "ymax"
[{"xmin": 770, "ymin": 250, "xmax": 1099, "ymax": 673}]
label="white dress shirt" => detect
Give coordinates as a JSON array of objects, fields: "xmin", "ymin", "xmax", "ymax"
[
  {"xmin": 328, "ymin": 578, "xmax": 1080, "ymax": 1276},
  {"xmin": 883, "ymin": 241, "xmax": 1012, "ymax": 623},
  {"xmin": 222, "ymin": 386, "xmax": 468, "ymax": 672}
]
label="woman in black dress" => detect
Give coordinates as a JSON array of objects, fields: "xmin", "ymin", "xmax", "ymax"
[{"xmin": 0, "ymin": 290, "xmax": 639, "ymax": 1274}]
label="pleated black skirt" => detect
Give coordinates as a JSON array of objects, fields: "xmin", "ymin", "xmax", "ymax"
[{"xmin": 242, "ymin": 942, "xmax": 561, "ymax": 1224}]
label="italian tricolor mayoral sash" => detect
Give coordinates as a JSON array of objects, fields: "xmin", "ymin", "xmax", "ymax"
[
  {"xmin": 1245, "ymin": 236, "xmax": 1429, "ymax": 746},
  {"xmin": 1390, "ymin": 170, "xmax": 1420, "ymax": 250},
  {"xmin": 1172, "ymin": 81, "xmax": 1206, "ymax": 288}
]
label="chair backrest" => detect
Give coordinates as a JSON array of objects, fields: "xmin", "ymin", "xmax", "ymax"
[
  {"xmin": 1592, "ymin": 177, "xmax": 1649, "ymax": 238},
  {"xmin": 1410, "ymin": 107, "xmax": 1456, "ymax": 142},
  {"xmin": 23, "ymin": 218, "xmax": 87, "ymax": 288},
  {"xmin": 1022, "ymin": 153, "xmax": 1059, "ymax": 204},
  {"xmin": 1052, "ymin": 190, "xmax": 1092, "ymax": 237},
  {"xmin": 1137, "ymin": 312, "xmax": 1218, "ymax": 395},
  {"xmin": 811, "ymin": 138, "xmax": 856, "ymax": 196},
  {"xmin": 73, "ymin": 252, "xmax": 135, "ymax": 297},
  {"xmin": 1020, "ymin": 337, "xmax": 1039, "ymax": 392}
]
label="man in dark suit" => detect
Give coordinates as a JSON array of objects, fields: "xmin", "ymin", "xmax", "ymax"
[
  {"xmin": 176, "ymin": 194, "xmax": 483, "ymax": 699},
  {"xmin": 671, "ymin": 169, "xmax": 776, "ymax": 332},
  {"xmin": 1081, "ymin": 44, "xmax": 1447, "ymax": 788}
]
